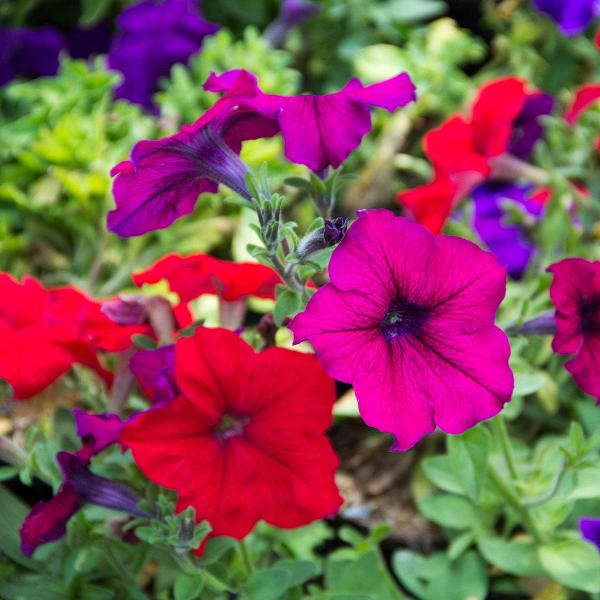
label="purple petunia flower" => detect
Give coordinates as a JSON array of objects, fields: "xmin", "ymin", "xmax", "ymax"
[
  {"xmin": 204, "ymin": 69, "xmax": 416, "ymax": 172},
  {"xmin": 20, "ymin": 452, "xmax": 147, "ymax": 556},
  {"xmin": 66, "ymin": 23, "xmax": 113, "ymax": 60},
  {"xmin": 108, "ymin": 106, "xmax": 278, "ymax": 236},
  {"xmin": 0, "ymin": 26, "xmax": 64, "ymax": 86},
  {"xmin": 509, "ymin": 92, "xmax": 555, "ymax": 160},
  {"xmin": 532, "ymin": 0, "xmax": 600, "ymax": 36},
  {"xmin": 108, "ymin": 0, "xmax": 219, "ymax": 110},
  {"xmin": 72, "ymin": 409, "xmax": 125, "ymax": 457},
  {"xmin": 289, "ymin": 209, "xmax": 513, "ymax": 451},
  {"xmin": 581, "ymin": 518, "xmax": 600, "ymax": 551},
  {"xmin": 129, "ymin": 345, "xmax": 180, "ymax": 404},
  {"xmin": 108, "ymin": 69, "xmax": 414, "ymax": 237},
  {"xmin": 473, "ymin": 182, "xmax": 546, "ymax": 280},
  {"xmin": 264, "ymin": 0, "xmax": 321, "ymax": 47}
]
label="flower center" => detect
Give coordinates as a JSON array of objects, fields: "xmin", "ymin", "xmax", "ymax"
[
  {"xmin": 580, "ymin": 298, "xmax": 600, "ymax": 333},
  {"xmin": 381, "ymin": 301, "xmax": 428, "ymax": 341},
  {"xmin": 214, "ymin": 413, "xmax": 248, "ymax": 442}
]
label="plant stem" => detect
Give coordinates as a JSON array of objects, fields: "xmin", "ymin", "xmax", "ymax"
[
  {"xmin": 491, "ymin": 415, "xmax": 519, "ymax": 480},
  {"xmin": 238, "ymin": 538, "xmax": 254, "ymax": 577},
  {"xmin": 487, "ymin": 465, "xmax": 545, "ymax": 543},
  {"xmin": 173, "ymin": 551, "xmax": 232, "ymax": 593}
]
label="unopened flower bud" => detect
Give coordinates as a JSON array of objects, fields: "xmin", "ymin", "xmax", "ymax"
[{"xmin": 296, "ymin": 217, "xmax": 348, "ymax": 261}]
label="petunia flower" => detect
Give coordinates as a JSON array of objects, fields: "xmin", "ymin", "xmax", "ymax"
[
  {"xmin": 565, "ymin": 83, "xmax": 600, "ymax": 125},
  {"xmin": 0, "ymin": 26, "xmax": 64, "ymax": 86},
  {"xmin": 580, "ymin": 517, "xmax": 600, "ymax": 551},
  {"xmin": 108, "ymin": 108, "xmax": 278, "ymax": 236},
  {"xmin": 108, "ymin": 0, "xmax": 219, "ymax": 110},
  {"xmin": 473, "ymin": 182, "xmax": 547, "ymax": 279},
  {"xmin": 532, "ymin": 0, "xmax": 600, "ymax": 36},
  {"xmin": 289, "ymin": 210, "xmax": 513, "ymax": 451},
  {"xmin": 72, "ymin": 409, "xmax": 126, "ymax": 458},
  {"xmin": 129, "ymin": 345, "xmax": 180, "ymax": 404},
  {"xmin": 0, "ymin": 274, "xmax": 144, "ymax": 400},
  {"xmin": 263, "ymin": 0, "xmax": 321, "ymax": 47},
  {"xmin": 20, "ymin": 451, "xmax": 147, "ymax": 557},
  {"xmin": 398, "ymin": 78, "xmax": 553, "ymax": 235},
  {"xmin": 202, "ymin": 69, "xmax": 416, "ymax": 172},
  {"xmin": 121, "ymin": 327, "xmax": 342, "ymax": 545},
  {"xmin": 547, "ymin": 258, "xmax": 600, "ymax": 401},
  {"xmin": 132, "ymin": 253, "xmax": 282, "ymax": 329}
]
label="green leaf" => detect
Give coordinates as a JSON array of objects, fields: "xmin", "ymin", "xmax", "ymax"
[
  {"xmin": 417, "ymin": 494, "xmax": 479, "ymax": 530},
  {"xmin": 274, "ymin": 287, "xmax": 304, "ymax": 326},
  {"xmin": 539, "ymin": 540, "xmax": 600, "ymax": 593},
  {"xmin": 173, "ymin": 574, "xmax": 204, "ymax": 600},
  {"xmin": 448, "ymin": 531, "xmax": 475, "ymax": 561},
  {"xmin": 198, "ymin": 536, "xmax": 237, "ymax": 566},
  {"xmin": 0, "ymin": 485, "xmax": 40, "ymax": 570},
  {"xmin": 421, "ymin": 456, "xmax": 463, "ymax": 494},
  {"xmin": 241, "ymin": 568, "xmax": 291, "ymax": 600},
  {"xmin": 513, "ymin": 371, "xmax": 548, "ymax": 397},
  {"xmin": 447, "ymin": 425, "xmax": 490, "ymax": 500},
  {"xmin": 477, "ymin": 536, "xmax": 544, "ymax": 577},
  {"xmin": 326, "ymin": 549, "xmax": 406, "ymax": 599},
  {"xmin": 275, "ymin": 559, "xmax": 318, "ymax": 587}
]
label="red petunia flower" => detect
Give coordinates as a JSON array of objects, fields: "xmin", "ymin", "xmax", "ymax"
[
  {"xmin": 0, "ymin": 274, "xmax": 144, "ymax": 400},
  {"xmin": 121, "ymin": 327, "xmax": 342, "ymax": 545},
  {"xmin": 548, "ymin": 258, "xmax": 600, "ymax": 401},
  {"xmin": 565, "ymin": 83, "xmax": 600, "ymax": 125},
  {"xmin": 133, "ymin": 253, "xmax": 283, "ymax": 328},
  {"xmin": 398, "ymin": 78, "xmax": 553, "ymax": 234}
]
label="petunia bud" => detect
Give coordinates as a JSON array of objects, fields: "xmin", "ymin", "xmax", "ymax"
[{"xmin": 296, "ymin": 217, "xmax": 348, "ymax": 261}]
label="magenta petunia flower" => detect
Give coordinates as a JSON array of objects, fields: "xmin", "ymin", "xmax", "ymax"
[
  {"xmin": 108, "ymin": 108, "xmax": 278, "ymax": 236},
  {"xmin": 289, "ymin": 210, "xmax": 513, "ymax": 450},
  {"xmin": 548, "ymin": 258, "xmax": 600, "ymax": 401},
  {"xmin": 202, "ymin": 69, "xmax": 416, "ymax": 172}
]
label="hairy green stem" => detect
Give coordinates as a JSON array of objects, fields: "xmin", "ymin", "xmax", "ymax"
[
  {"xmin": 173, "ymin": 551, "xmax": 232, "ymax": 593},
  {"xmin": 487, "ymin": 465, "xmax": 545, "ymax": 543},
  {"xmin": 491, "ymin": 415, "xmax": 519, "ymax": 480},
  {"xmin": 238, "ymin": 538, "xmax": 254, "ymax": 577}
]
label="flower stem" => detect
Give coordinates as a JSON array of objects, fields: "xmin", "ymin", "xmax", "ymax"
[
  {"xmin": 0, "ymin": 436, "xmax": 27, "ymax": 469},
  {"xmin": 487, "ymin": 465, "xmax": 545, "ymax": 543},
  {"xmin": 173, "ymin": 551, "xmax": 232, "ymax": 593},
  {"xmin": 238, "ymin": 538, "xmax": 254, "ymax": 577},
  {"xmin": 491, "ymin": 415, "xmax": 518, "ymax": 480}
]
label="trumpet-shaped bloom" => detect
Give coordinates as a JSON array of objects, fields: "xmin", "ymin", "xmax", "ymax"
[
  {"xmin": 108, "ymin": 0, "xmax": 218, "ymax": 110},
  {"xmin": 129, "ymin": 345, "xmax": 180, "ymax": 404},
  {"xmin": 121, "ymin": 327, "xmax": 342, "ymax": 544},
  {"xmin": 398, "ymin": 78, "xmax": 553, "ymax": 234},
  {"xmin": 473, "ymin": 182, "xmax": 547, "ymax": 279},
  {"xmin": 548, "ymin": 258, "xmax": 600, "ymax": 401},
  {"xmin": 133, "ymin": 252, "xmax": 281, "ymax": 302},
  {"xmin": 0, "ymin": 274, "xmax": 143, "ymax": 399},
  {"xmin": 20, "ymin": 451, "xmax": 146, "ymax": 556},
  {"xmin": 108, "ymin": 108, "xmax": 278, "ymax": 236},
  {"xmin": 532, "ymin": 0, "xmax": 600, "ymax": 36},
  {"xmin": 202, "ymin": 69, "xmax": 416, "ymax": 172},
  {"xmin": 289, "ymin": 210, "xmax": 513, "ymax": 450},
  {"xmin": 73, "ymin": 409, "xmax": 126, "ymax": 458},
  {"xmin": 565, "ymin": 83, "xmax": 600, "ymax": 125},
  {"xmin": 0, "ymin": 26, "xmax": 64, "ymax": 86}
]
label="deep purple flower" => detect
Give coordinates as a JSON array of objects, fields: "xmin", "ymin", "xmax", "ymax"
[
  {"xmin": 289, "ymin": 209, "xmax": 513, "ymax": 451},
  {"xmin": 130, "ymin": 345, "xmax": 180, "ymax": 403},
  {"xmin": 72, "ymin": 409, "xmax": 125, "ymax": 457},
  {"xmin": 20, "ymin": 452, "xmax": 147, "ymax": 556},
  {"xmin": 532, "ymin": 0, "xmax": 600, "ymax": 35},
  {"xmin": 108, "ymin": 108, "xmax": 277, "ymax": 236},
  {"xmin": 581, "ymin": 518, "xmax": 600, "ymax": 551},
  {"xmin": 509, "ymin": 92, "xmax": 555, "ymax": 160},
  {"xmin": 108, "ymin": 0, "xmax": 219, "ymax": 110},
  {"xmin": 473, "ymin": 182, "xmax": 546, "ymax": 280},
  {"xmin": 0, "ymin": 26, "xmax": 64, "ymax": 86},
  {"xmin": 203, "ymin": 69, "xmax": 416, "ymax": 172},
  {"xmin": 264, "ymin": 0, "xmax": 321, "ymax": 47}
]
